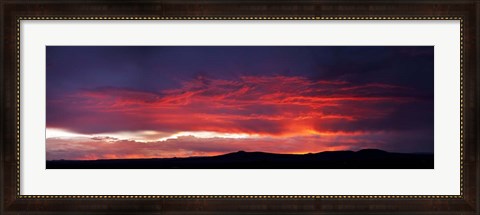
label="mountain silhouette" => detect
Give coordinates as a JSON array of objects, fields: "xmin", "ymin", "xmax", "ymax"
[{"xmin": 46, "ymin": 149, "xmax": 433, "ymax": 169}]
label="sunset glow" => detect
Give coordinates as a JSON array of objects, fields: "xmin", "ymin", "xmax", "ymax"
[{"xmin": 46, "ymin": 46, "xmax": 434, "ymax": 160}]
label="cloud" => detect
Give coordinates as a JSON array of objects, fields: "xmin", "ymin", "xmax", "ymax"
[
  {"xmin": 45, "ymin": 131, "xmax": 380, "ymax": 160},
  {"xmin": 46, "ymin": 127, "xmax": 434, "ymax": 160},
  {"xmin": 45, "ymin": 47, "xmax": 434, "ymax": 159},
  {"xmin": 47, "ymin": 75, "xmax": 430, "ymax": 136}
]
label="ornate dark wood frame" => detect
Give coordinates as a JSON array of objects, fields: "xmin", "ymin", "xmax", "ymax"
[{"xmin": 1, "ymin": 0, "xmax": 478, "ymax": 214}]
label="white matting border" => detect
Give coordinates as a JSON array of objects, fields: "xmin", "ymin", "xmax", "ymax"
[{"xmin": 20, "ymin": 20, "xmax": 460, "ymax": 195}]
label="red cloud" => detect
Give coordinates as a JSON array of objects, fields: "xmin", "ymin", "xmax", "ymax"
[
  {"xmin": 46, "ymin": 75, "xmax": 434, "ymax": 159},
  {"xmin": 47, "ymin": 75, "xmax": 424, "ymax": 137}
]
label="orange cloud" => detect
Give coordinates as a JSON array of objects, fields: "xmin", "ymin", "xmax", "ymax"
[
  {"xmin": 46, "ymin": 75, "xmax": 432, "ymax": 159},
  {"xmin": 48, "ymin": 76, "xmax": 423, "ymax": 135}
]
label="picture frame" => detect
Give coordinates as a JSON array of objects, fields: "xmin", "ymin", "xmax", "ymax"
[{"xmin": 1, "ymin": 0, "xmax": 478, "ymax": 214}]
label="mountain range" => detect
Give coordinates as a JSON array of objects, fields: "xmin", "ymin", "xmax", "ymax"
[{"xmin": 46, "ymin": 149, "xmax": 433, "ymax": 169}]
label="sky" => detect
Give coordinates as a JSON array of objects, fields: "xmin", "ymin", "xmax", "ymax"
[{"xmin": 46, "ymin": 46, "xmax": 434, "ymax": 160}]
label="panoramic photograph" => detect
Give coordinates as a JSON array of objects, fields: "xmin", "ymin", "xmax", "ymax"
[{"xmin": 46, "ymin": 46, "xmax": 434, "ymax": 169}]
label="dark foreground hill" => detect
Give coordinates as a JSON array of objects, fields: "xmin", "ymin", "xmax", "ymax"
[{"xmin": 46, "ymin": 149, "xmax": 433, "ymax": 169}]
